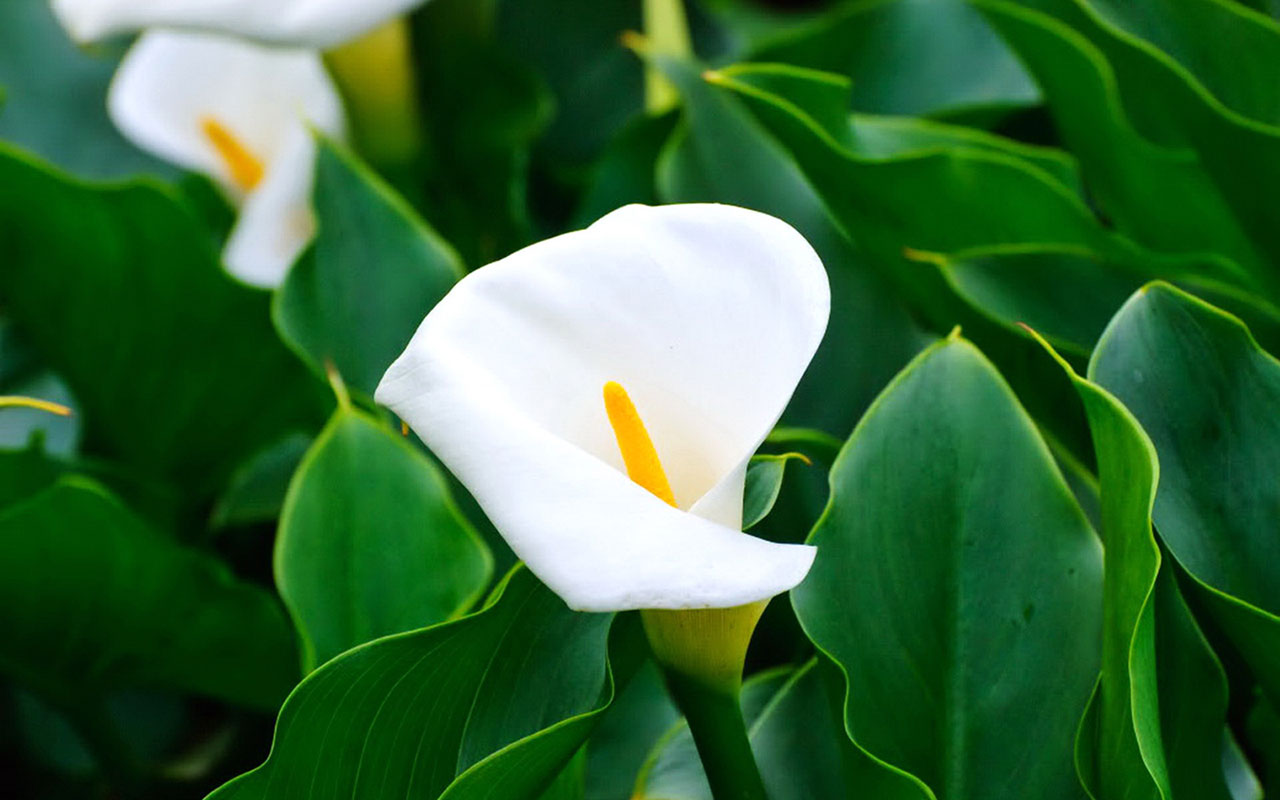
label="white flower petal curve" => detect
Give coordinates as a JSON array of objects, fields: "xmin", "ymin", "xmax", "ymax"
[
  {"xmin": 108, "ymin": 30, "xmax": 344, "ymax": 286},
  {"xmin": 108, "ymin": 30, "xmax": 343, "ymax": 185},
  {"xmin": 52, "ymin": 0, "xmax": 427, "ymax": 48},
  {"xmin": 221, "ymin": 127, "xmax": 317, "ymax": 287},
  {"xmin": 377, "ymin": 204, "xmax": 830, "ymax": 611}
]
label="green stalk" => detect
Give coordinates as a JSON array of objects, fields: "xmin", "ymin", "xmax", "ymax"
[
  {"xmin": 642, "ymin": 602, "xmax": 771, "ymax": 800},
  {"xmin": 641, "ymin": 0, "xmax": 693, "ymax": 112},
  {"xmin": 324, "ymin": 17, "xmax": 426, "ymax": 167},
  {"xmin": 662, "ymin": 667, "xmax": 770, "ymax": 800}
]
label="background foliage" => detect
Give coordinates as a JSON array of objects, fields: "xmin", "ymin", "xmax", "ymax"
[{"xmin": 2, "ymin": 0, "xmax": 1279, "ymax": 797}]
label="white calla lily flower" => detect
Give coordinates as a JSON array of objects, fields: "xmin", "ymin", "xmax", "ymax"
[
  {"xmin": 108, "ymin": 30, "xmax": 345, "ymax": 287},
  {"xmin": 52, "ymin": 0, "xmax": 426, "ymax": 48},
  {"xmin": 377, "ymin": 204, "xmax": 830, "ymax": 612}
]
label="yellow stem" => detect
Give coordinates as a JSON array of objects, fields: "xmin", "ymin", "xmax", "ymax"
[
  {"xmin": 642, "ymin": 0, "xmax": 692, "ymax": 113},
  {"xmin": 325, "ymin": 17, "xmax": 425, "ymax": 166}
]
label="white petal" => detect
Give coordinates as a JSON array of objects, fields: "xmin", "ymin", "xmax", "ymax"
[
  {"xmin": 221, "ymin": 127, "xmax": 317, "ymax": 288},
  {"xmin": 108, "ymin": 30, "xmax": 344, "ymax": 188},
  {"xmin": 52, "ymin": 0, "xmax": 427, "ymax": 47},
  {"xmin": 377, "ymin": 204, "xmax": 829, "ymax": 611}
]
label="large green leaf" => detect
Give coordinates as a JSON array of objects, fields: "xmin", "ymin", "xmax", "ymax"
[
  {"xmin": 794, "ymin": 334, "xmax": 1102, "ymax": 799},
  {"xmin": 1091, "ymin": 283, "xmax": 1280, "ymax": 703},
  {"xmin": 991, "ymin": 0, "xmax": 1280, "ymax": 288},
  {"xmin": 0, "ymin": 478, "xmax": 296, "ymax": 710},
  {"xmin": 974, "ymin": 1, "xmax": 1264, "ymax": 283},
  {"xmin": 1067, "ymin": 0, "xmax": 1280, "ymax": 126},
  {"xmin": 654, "ymin": 55, "xmax": 929, "ymax": 438},
  {"xmin": 1030, "ymin": 329, "xmax": 1232, "ymax": 799},
  {"xmin": 636, "ymin": 660, "xmax": 848, "ymax": 800},
  {"xmin": 750, "ymin": 0, "xmax": 1039, "ymax": 122},
  {"xmin": 679, "ymin": 59, "xmax": 1113, "ymax": 459},
  {"xmin": 275, "ymin": 140, "xmax": 463, "ymax": 397},
  {"xmin": 584, "ymin": 660, "xmax": 678, "ymax": 800},
  {"xmin": 208, "ymin": 568, "xmax": 614, "ymax": 800},
  {"xmin": 0, "ymin": 145, "xmax": 324, "ymax": 497},
  {"xmin": 0, "ymin": 0, "xmax": 169, "ymax": 179},
  {"xmin": 275, "ymin": 407, "xmax": 492, "ymax": 670}
]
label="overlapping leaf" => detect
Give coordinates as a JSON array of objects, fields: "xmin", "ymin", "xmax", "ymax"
[
  {"xmin": 0, "ymin": 478, "xmax": 297, "ymax": 710},
  {"xmin": 208, "ymin": 568, "xmax": 614, "ymax": 800},
  {"xmin": 749, "ymin": 0, "xmax": 1039, "ymax": 123},
  {"xmin": 275, "ymin": 139, "xmax": 463, "ymax": 397},
  {"xmin": 0, "ymin": 0, "xmax": 169, "ymax": 178},
  {"xmin": 652, "ymin": 54, "xmax": 928, "ymax": 438},
  {"xmin": 1091, "ymin": 284, "xmax": 1280, "ymax": 704},
  {"xmin": 635, "ymin": 660, "xmax": 848, "ymax": 800},
  {"xmin": 1029, "ymin": 327, "xmax": 1232, "ymax": 799},
  {"xmin": 275, "ymin": 408, "xmax": 491, "ymax": 670},
  {"xmin": 0, "ymin": 145, "xmax": 325, "ymax": 497},
  {"xmin": 793, "ymin": 334, "xmax": 1102, "ymax": 799}
]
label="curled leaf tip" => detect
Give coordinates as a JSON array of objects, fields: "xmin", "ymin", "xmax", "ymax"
[
  {"xmin": 946, "ymin": 325, "xmax": 964, "ymax": 342},
  {"xmin": 0, "ymin": 396, "xmax": 72, "ymax": 416},
  {"xmin": 702, "ymin": 69, "xmax": 725, "ymax": 85}
]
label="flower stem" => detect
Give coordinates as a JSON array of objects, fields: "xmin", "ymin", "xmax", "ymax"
[
  {"xmin": 642, "ymin": 602, "xmax": 771, "ymax": 799},
  {"xmin": 325, "ymin": 17, "xmax": 425, "ymax": 167},
  {"xmin": 662, "ymin": 666, "xmax": 770, "ymax": 800},
  {"xmin": 642, "ymin": 0, "xmax": 692, "ymax": 113}
]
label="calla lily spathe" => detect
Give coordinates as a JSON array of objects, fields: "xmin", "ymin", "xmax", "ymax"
[
  {"xmin": 52, "ymin": 0, "xmax": 427, "ymax": 47},
  {"xmin": 108, "ymin": 30, "xmax": 345, "ymax": 287},
  {"xmin": 376, "ymin": 204, "xmax": 831, "ymax": 612}
]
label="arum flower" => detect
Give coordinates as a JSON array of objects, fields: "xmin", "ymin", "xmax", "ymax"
[
  {"xmin": 377, "ymin": 203, "xmax": 830, "ymax": 612},
  {"xmin": 51, "ymin": 0, "xmax": 428, "ymax": 48},
  {"xmin": 108, "ymin": 30, "xmax": 345, "ymax": 287}
]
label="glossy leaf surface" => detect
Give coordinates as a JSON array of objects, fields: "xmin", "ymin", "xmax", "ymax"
[{"xmin": 275, "ymin": 408, "xmax": 491, "ymax": 670}]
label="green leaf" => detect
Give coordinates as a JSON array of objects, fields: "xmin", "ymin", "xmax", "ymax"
[
  {"xmin": 0, "ymin": 478, "xmax": 297, "ymax": 710},
  {"xmin": 750, "ymin": 0, "xmax": 1039, "ymax": 122},
  {"xmin": 1065, "ymin": 0, "xmax": 1280, "ymax": 126},
  {"xmin": 987, "ymin": 0, "xmax": 1280, "ymax": 291},
  {"xmin": 275, "ymin": 408, "xmax": 492, "ymax": 670},
  {"xmin": 208, "ymin": 568, "xmax": 614, "ymax": 800},
  {"xmin": 573, "ymin": 112, "xmax": 678, "ymax": 228},
  {"xmin": 0, "ymin": 443, "xmax": 65, "ymax": 510},
  {"xmin": 211, "ymin": 433, "xmax": 312, "ymax": 530},
  {"xmin": 495, "ymin": 0, "xmax": 643, "ymax": 165},
  {"xmin": 794, "ymin": 334, "xmax": 1102, "ymax": 799},
  {"xmin": 1029, "ymin": 327, "xmax": 1232, "ymax": 799},
  {"xmin": 846, "ymin": 114, "xmax": 1082, "ymax": 193},
  {"xmin": 653, "ymin": 55, "xmax": 929, "ymax": 438},
  {"xmin": 973, "ymin": 1, "xmax": 1265, "ymax": 288},
  {"xmin": 0, "ymin": 145, "xmax": 325, "ymax": 497},
  {"xmin": 636, "ymin": 659, "xmax": 856, "ymax": 800},
  {"xmin": 742, "ymin": 453, "xmax": 810, "ymax": 530},
  {"xmin": 933, "ymin": 246, "xmax": 1143, "ymax": 355},
  {"xmin": 414, "ymin": 2, "xmax": 554, "ymax": 266},
  {"xmin": 635, "ymin": 667, "xmax": 790, "ymax": 800},
  {"xmin": 1090, "ymin": 283, "xmax": 1280, "ymax": 703},
  {"xmin": 0, "ymin": 0, "xmax": 170, "ymax": 179},
  {"xmin": 584, "ymin": 660, "xmax": 678, "ymax": 800},
  {"xmin": 275, "ymin": 139, "xmax": 463, "ymax": 397}
]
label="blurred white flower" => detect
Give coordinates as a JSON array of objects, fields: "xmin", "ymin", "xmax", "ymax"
[
  {"xmin": 52, "ymin": 0, "xmax": 429, "ymax": 48},
  {"xmin": 377, "ymin": 204, "xmax": 830, "ymax": 612},
  {"xmin": 109, "ymin": 30, "xmax": 345, "ymax": 287}
]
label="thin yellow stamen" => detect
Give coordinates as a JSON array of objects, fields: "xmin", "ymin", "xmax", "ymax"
[
  {"xmin": 200, "ymin": 117, "xmax": 265, "ymax": 191},
  {"xmin": 603, "ymin": 381, "xmax": 676, "ymax": 507},
  {"xmin": 0, "ymin": 396, "xmax": 71, "ymax": 416}
]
